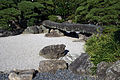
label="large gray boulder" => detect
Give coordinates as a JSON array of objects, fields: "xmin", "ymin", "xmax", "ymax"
[
  {"xmin": 105, "ymin": 60, "xmax": 120, "ymax": 80},
  {"xmin": 38, "ymin": 60, "xmax": 67, "ymax": 73},
  {"xmin": 69, "ymin": 53, "xmax": 93, "ymax": 75},
  {"xmin": 39, "ymin": 44, "xmax": 66, "ymax": 59}
]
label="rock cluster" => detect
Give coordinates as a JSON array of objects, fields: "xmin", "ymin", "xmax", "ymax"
[
  {"xmin": 0, "ymin": 43, "xmax": 120, "ymax": 80},
  {"xmin": 23, "ymin": 25, "xmax": 48, "ymax": 34},
  {"xmin": 0, "ymin": 55, "xmax": 120, "ymax": 80}
]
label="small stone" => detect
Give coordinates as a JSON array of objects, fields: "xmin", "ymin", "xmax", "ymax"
[
  {"xmin": 56, "ymin": 16, "xmax": 62, "ymax": 20},
  {"xmin": 67, "ymin": 20, "xmax": 72, "ymax": 23},
  {"xmin": 8, "ymin": 69, "xmax": 35, "ymax": 80},
  {"xmin": 45, "ymin": 29, "xmax": 64, "ymax": 37},
  {"xmin": 38, "ymin": 60, "xmax": 67, "ymax": 73}
]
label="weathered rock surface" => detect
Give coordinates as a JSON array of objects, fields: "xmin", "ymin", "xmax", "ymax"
[
  {"xmin": 69, "ymin": 53, "xmax": 93, "ymax": 75},
  {"xmin": 23, "ymin": 25, "xmax": 48, "ymax": 34},
  {"xmin": 38, "ymin": 60, "xmax": 67, "ymax": 73},
  {"xmin": 8, "ymin": 69, "xmax": 35, "ymax": 80},
  {"xmin": 45, "ymin": 29, "xmax": 64, "ymax": 37},
  {"xmin": 23, "ymin": 26, "xmax": 39, "ymax": 34},
  {"xmin": 42, "ymin": 20, "xmax": 103, "ymax": 34},
  {"xmin": 39, "ymin": 44, "xmax": 66, "ymax": 59},
  {"xmin": 38, "ymin": 25, "xmax": 48, "ymax": 33},
  {"xmin": 105, "ymin": 60, "xmax": 120, "ymax": 80},
  {"xmin": 96, "ymin": 62, "xmax": 110, "ymax": 80}
]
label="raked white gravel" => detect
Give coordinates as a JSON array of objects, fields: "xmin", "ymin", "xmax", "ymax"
[{"xmin": 0, "ymin": 34, "xmax": 85, "ymax": 71}]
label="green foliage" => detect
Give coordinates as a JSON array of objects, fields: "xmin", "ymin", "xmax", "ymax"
[
  {"xmin": 18, "ymin": 1, "xmax": 45, "ymax": 26},
  {"xmin": 0, "ymin": 0, "xmax": 17, "ymax": 9},
  {"xmin": 48, "ymin": 15, "xmax": 58, "ymax": 21},
  {"xmin": 75, "ymin": 6, "xmax": 88, "ymax": 23},
  {"xmin": 52, "ymin": 0, "xmax": 80, "ymax": 19},
  {"xmin": 18, "ymin": 1, "xmax": 44, "ymax": 18},
  {"xmin": 85, "ymin": 32, "xmax": 120, "ymax": 66},
  {"xmin": 37, "ymin": 0, "xmax": 54, "ymax": 16},
  {"xmin": 66, "ymin": 14, "xmax": 75, "ymax": 22},
  {"xmin": 0, "ymin": 0, "xmax": 45, "ymax": 30},
  {"xmin": 0, "ymin": 8, "xmax": 21, "ymax": 29},
  {"xmin": 75, "ymin": 0, "xmax": 120, "ymax": 28},
  {"xmin": 0, "ymin": 0, "xmax": 119, "ymax": 32},
  {"xmin": 48, "ymin": 15, "xmax": 64, "ymax": 23}
]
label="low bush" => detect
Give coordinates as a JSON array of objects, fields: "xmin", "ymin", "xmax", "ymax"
[
  {"xmin": 48, "ymin": 15, "xmax": 64, "ymax": 23},
  {"xmin": 85, "ymin": 30, "xmax": 120, "ymax": 75},
  {"xmin": 75, "ymin": 0, "xmax": 120, "ymax": 29},
  {"xmin": 85, "ymin": 31, "xmax": 120, "ymax": 66}
]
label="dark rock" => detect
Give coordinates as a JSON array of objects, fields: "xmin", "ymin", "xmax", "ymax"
[
  {"xmin": 39, "ymin": 44, "xmax": 66, "ymax": 59},
  {"xmin": 96, "ymin": 62, "xmax": 110, "ymax": 80},
  {"xmin": 105, "ymin": 60, "xmax": 120, "ymax": 80},
  {"xmin": 0, "ymin": 29, "xmax": 24, "ymax": 37},
  {"xmin": 38, "ymin": 60, "xmax": 67, "ymax": 73},
  {"xmin": 0, "ymin": 30, "xmax": 13, "ymax": 37},
  {"xmin": 69, "ymin": 53, "xmax": 93, "ymax": 75}
]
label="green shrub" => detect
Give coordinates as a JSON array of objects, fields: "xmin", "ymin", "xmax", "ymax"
[
  {"xmin": 85, "ymin": 32, "xmax": 120, "ymax": 66},
  {"xmin": 0, "ymin": 8, "xmax": 21, "ymax": 30},
  {"xmin": 75, "ymin": 0, "xmax": 120, "ymax": 28},
  {"xmin": 0, "ymin": 0, "xmax": 45, "ymax": 30},
  {"xmin": 48, "ymin": 15, "xmax": 58, "ymax": 21},
  {"xmin": 66, "ymin": 14, "xmax": 75, "ymax": 22},
  {"xmin": 52, "ymin": 0, "xmax": 81, "ymax": 19},
  {"xmin": 48, "ymin": 15, "xmax": 64, "ymax": 23}
]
